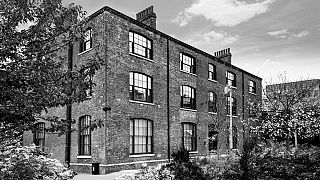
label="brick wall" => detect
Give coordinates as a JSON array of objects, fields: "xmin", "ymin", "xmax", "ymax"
[{"xmin": 23, "ymin": 6, "xmax": 262, "ymax": 174}]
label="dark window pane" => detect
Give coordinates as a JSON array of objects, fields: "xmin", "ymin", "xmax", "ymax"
[{"xmin": 79, "ymin": 116, "xmax": 91, "ymax": 155}]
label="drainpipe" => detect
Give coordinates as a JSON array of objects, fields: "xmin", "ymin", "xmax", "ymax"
[
  {"xmin": 242, "ymin": 72, "xmax": 245, "ymax": 141},
  {"xmin": 166, "ymin": 38, "xmax": 170, "ymax": 161},
  {"xmin": 65, "ymin": 36, "xmax": 73, "ymax": 167}
]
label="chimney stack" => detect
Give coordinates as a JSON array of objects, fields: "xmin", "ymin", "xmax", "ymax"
[
  {"xmin": 136, "ymin": 6, "xmax": 157, "ymax": 29},
  {"xmin": 214, "ymin": 48, "xmax": 232, "ymax": 64}
]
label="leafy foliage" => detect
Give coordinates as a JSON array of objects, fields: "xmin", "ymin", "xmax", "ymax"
[
  {"xmin": 0, "ymin": 144, "xmax": 76, "ymax": 180},
  {"xmin": 248, "ymin": 76, "xmax": 320, "ymax": 147},
  {"xmin": 0, "ymin": 0, "xmax": 104, "ymax": 146}
]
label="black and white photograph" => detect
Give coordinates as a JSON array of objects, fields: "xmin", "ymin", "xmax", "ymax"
[{"xmin": 1, "ymin": 0, "xmax": 320, "ymax": 179}]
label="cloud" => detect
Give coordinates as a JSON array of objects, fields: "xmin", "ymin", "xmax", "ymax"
[
  {"xmin": 186, "ymin": 30, "xmax": 239, "ymax": 47},
  {"xmin": 266, "ymin": 29, "xmax": 310, "ymax": 39},
  {"xmin": 173, "ymin": 0, "xmax": 275, "ymax": 27},
  {"xmin": 266, "ymin": 29, "xmax": 288, "ymax": 36}
]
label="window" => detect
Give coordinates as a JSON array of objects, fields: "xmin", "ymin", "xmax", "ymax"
[
  {"xmin": 79, "ymin": 115, "xmax": 91, "ymax": 155},
  {"xmin": 34, "ymin": 122, "xmax": 45, "ymax": 146},
  {"xmin": 79, "ymin": 28, "xmax": 92, "ymax": 53},
  {"xmin": 208, "ymin": 124, "xmax": 218, "ymax": 151},
  {"xmin": 129, "ymin": 72, "xmax": 153, "ymax": 103},
  {"xmin": 84, "ymin": 68, "xmax": 93, "ymax": 98},
  {"xmin": 208, "ymin": 64, "xmax": 216, "ymax": 80},
  {"xmin": 208, "ymin": 91, "xmax": 217, "ymax": 113},
  {"xmin": 180, "ymin": 85, "xmax": 196, "ymax": 110},
  {"xmin": 130, "ymin": 119, "xmax": 153, "ymax": 155},
  {"xmin": 182, "ymin": 123, "xmax": 196, "ymax": 151},
  {"xmin": 227, "ymin": 126, "xmax": 238, "ymax": 149},
  {"xmin": 249, "ymin": 102, "xmax": 257, "ymax": 117},
  {"xmin": 129, "ymin": 32, "xmax": 152, "ymax": 59},
  {"xmin": 249, "ymin": 80, "xmax": 256, "ymax": 94},
  {"xmin": 226, "ymin": 71, "xmax": 236, "ymax": 87},
  {"xmin": 180, "ymin": 53, "xmax": 196, "ymax": 74},
  {"xmin": 226, "ymin": 97, "xmax": 237, "ymax": 116}
]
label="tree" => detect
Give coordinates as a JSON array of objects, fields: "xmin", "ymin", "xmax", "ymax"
[
  {"xmin": 0, "ymin": 0, "xmax": 104, "ymax": 149},
  {"xmin": 250, "ymin": 74, "xmax": 320, "ymax": 148}
]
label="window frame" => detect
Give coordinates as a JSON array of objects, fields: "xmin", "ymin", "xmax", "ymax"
[
  {"xmin": 226, "ymin": 96, "xmax": 237, "ymax": 116},
  {"xmin": 129, "ymin": 119, "xmax": 153, "ymax": 155},
  {"xmin": 226, "ymin": 71, "xmax": 236, "ymax": 87},
  {"xmin": 182, "ymin": 123, "xmax": 197, "ymax": 151},
  {"xmin": 79, "ymin": 115, "xmax": 91, "ymax": 156},
  {"xmin": 248, "ymin": 80, "xmax": 257, "ymax": 94},
  {"xmin": 227, "ymin": 126, "xmax": 238, "ymax": 149},
  {"xmin": 180, "ymin": 85, "xmax": 196, "ymax": 110},
  {"xmin": 180, "ymin": 53, "xmax": 196, "ymax": 74},
  {"xmin": 129, "ymin": 31, "xmax": 153, "ymax": 59},
  {"xmin": 34, "ymin": 122, "xmax": 45, "ymax": 147},
  {"xmin": 208, "ymin": 64, "xmax": 217, "ymax": 81},
  {"xmin": 129, "ymin": 72, "xmax": 153, "ymax": 103},
  {"xmin": 79, "ymin": 28, "xmax": 92, "ymax": 53},
  {"xmin": 208, "ymin": 91, "xmax": 217, "ymax": 113},
  {"xmin": 248, "ymin": 102, "xmax": 257, "ymax": 117}
]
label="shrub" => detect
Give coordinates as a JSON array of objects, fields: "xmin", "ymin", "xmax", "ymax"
[
  {"xmin": 0, "ymin": 144, "xmax": 76, "ymax": 180},
  {"xmin": 166, "ymin": 148, "xmax": 210, "ymax": 180}
]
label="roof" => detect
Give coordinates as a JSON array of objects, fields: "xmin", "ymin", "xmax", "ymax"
[{"xmin": 86, "ymin": 6, "xmax": 262, "ymax": 80}]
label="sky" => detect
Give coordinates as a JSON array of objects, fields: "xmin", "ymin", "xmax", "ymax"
[{"xmin": 63, "ymin": 0, "xmax": 320, "ymax": 82}]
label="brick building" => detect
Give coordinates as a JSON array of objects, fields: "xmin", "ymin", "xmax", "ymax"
[{"xmin": 24, "ymin": 6, "xmax": 262, "ymax": 173}]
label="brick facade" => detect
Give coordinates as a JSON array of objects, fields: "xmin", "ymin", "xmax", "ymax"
[{"xmin": 23, "ymin": 6, "xmax": 262, "ymax": 174}]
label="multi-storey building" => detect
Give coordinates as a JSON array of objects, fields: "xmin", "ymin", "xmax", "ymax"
[{"xmin": 23, "ymin": 6, "xmax": 262, "ymax": 173}]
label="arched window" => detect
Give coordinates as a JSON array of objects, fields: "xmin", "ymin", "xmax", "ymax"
[
  {"xmin": 208, "ymin": 64, "xmax": 216, "ymax": 81},
  {"xmin": 208, "ymin": 91, "xmax": 217, "ymax": 113},
  {"xmin": 79, "ymin": 28, "xmax": 92, "ymax": 53},
  {"xmin": 129, "ymin": 72, "xmax": 153, "ymax": 103},
  {"xmin": 129, "ymin": 32, "xmax": 153, "ymax": 59},
  {"xmin": 180, "ymin": 85, "xmax": 196, "ymax": 109},
  {"xmin": 249, "ymin": 80, "xmax": 257, "ymax": 94},
  {"xmin": 130, "ymin": 119, "xmax": 153, "ymax": 155},
  {"xmin": 79, "ymin": 115, "xmax": 91, "ymax": 155},
  {"xmin": 226, "ymin": 97, "xmax": 237, "ymax": 116},
  {"xmin": 180, "ymin": 53, "xmax": 196, "ymax": 74},
  {"xmin": 182, "ymin": 123, "xmax": 197, "ymax": 151},
  {"xmin": 34, "ymin": 122, "xmax": 45, "ymax": 146},
  {"xmin": 227, "ymin": 126, "xmax": 238, "ymax": 149},
  {"xmin": 226, "ymin": 71, "xmax": 236, "ymax": 87}
]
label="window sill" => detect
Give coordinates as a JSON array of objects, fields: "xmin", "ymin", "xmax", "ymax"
[
  {"xmin": 249, "ymin": 92, "xmax": 257, "ymax": 95},
  {"xmin": 129, "ymin": 53, "xmax": 154, "ymax": 63},
  {"xmin": 180, "ymin": 70, "xmax": 197, "ymax": 77},
  {"xmin": 226, "ymin": 115, "xmax": 238, "ymax": 118},
  {"xmin": 129, "ymin": 100, "xmax": 154, "ymax": 106},
  {"xmin": 189, "ymin": 151, "xmax": 198, "ymax": 154},
  {"xmin": 129, "ymin": 154, "xmax": 155, "ymax": 158},
  {"xmin": 78, "ymin": 48, "xmax": 92, "ymax": 55},
  {"xmin": 208, "ymin": 112, "xmax": 217, "ymax": 115},
  {"xmin": 208, "ymin": 79, "xmax": 217, "ymax": 83},
  {"xmin": 180, "ymin": 108, "xmax": 197, "ymax": 112},
  {"xmin": 77, "ymin": 155, "xmax": 92, "ymax": 159}
]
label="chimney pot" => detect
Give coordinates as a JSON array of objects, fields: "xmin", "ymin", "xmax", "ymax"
[
  {"xmin": 214, "ymin": 48, "xmax": 232, "ymax": 64},
  {"xmin": 136, "ymin": 6, "xmax": 157, "ymax": 29}
]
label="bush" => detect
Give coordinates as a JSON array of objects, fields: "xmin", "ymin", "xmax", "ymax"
[
  {"xmin": 133, "ymin": 163, "xmax": 172, "ymax": 180},
  {"xmin": 0, "ymin": 144, "xmax": 76, "ymax": 180},
  {"xmin": 166, "ymin": 148, "xmax": 210, "ymax": 180}
]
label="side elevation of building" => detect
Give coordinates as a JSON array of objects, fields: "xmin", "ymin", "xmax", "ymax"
[{"xmin": 23, "ymin": 6, "xmax": 262, "ymax": 173}]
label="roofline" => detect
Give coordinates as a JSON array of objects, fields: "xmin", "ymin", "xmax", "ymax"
[
  {"xmin": 87, "ymin": 6, "xmax": 262, "ymax": 80},
  {"xmin": 266, "ymin": 79, "xmax": 320, "ymax": 88}
]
